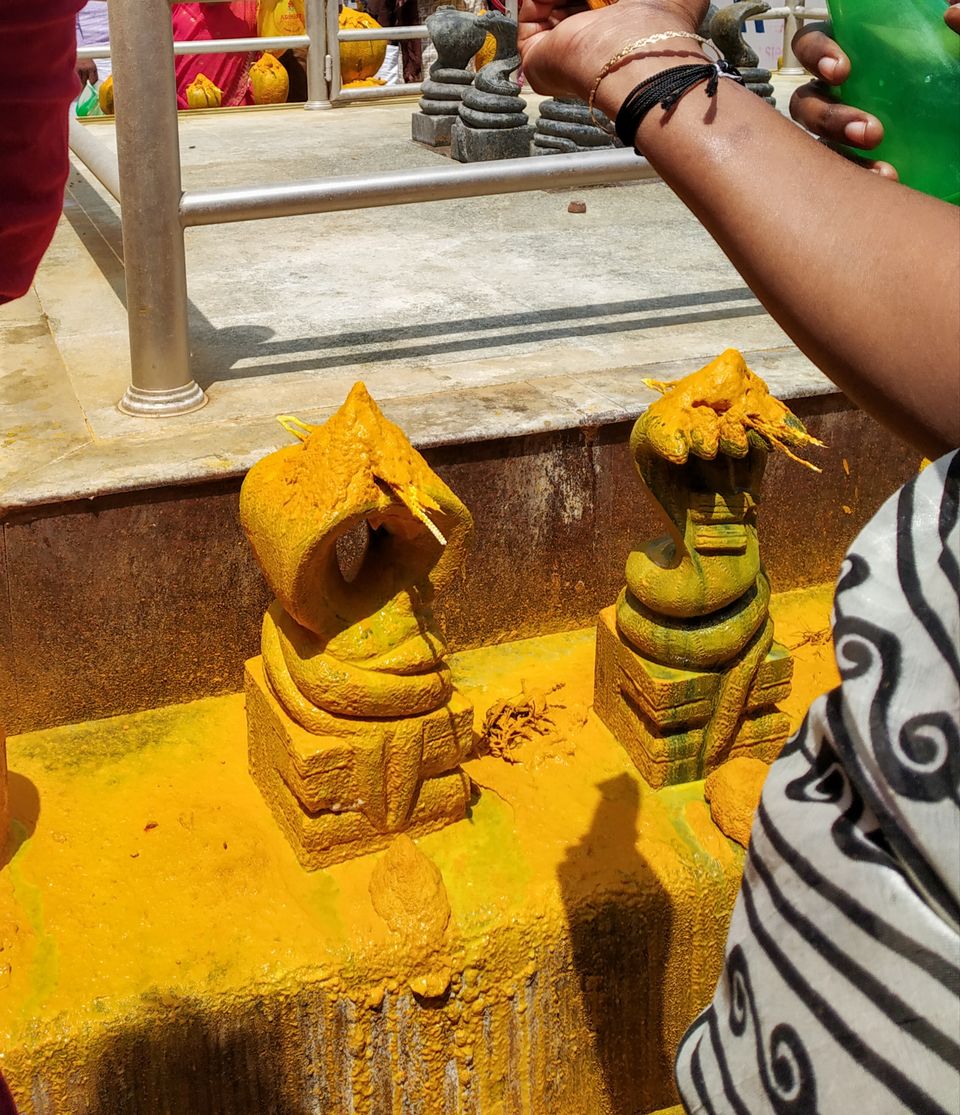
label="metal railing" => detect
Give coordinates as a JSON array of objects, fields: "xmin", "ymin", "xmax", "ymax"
[
  {"xmin": 75, "ymin": 1, "xmax": 824, "ymax": 111},
  {"xmin": 70, "ymin": 0, "xmax": 826, "ymax": 415},
  {"xmin": 763, "ymin": 1, "xmax": 827, "ymax": 72},
  {"xmin": 75, "ymin": 1, "xmax": 501, "ymax": 109}
]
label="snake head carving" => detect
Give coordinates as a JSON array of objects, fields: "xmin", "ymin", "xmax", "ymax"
[{"xmin": 709, "ymin": 1, "xmax": 771, "ymax": 69}]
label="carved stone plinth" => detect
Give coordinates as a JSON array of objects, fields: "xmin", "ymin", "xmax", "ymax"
[
  {"xmin": 451, "ymin": 121, "xmax": 532, "ymax": 162},
  {"xmin": 412, "ymin": 110, "xmax": 459, "ymax": 148},
  {"xmin": 594, "ymin": 606, "xmax": 791, "ymax": 788},
  {"xmin": 246, "ymin": 658, "xmax": 472, "ymax": 869}
]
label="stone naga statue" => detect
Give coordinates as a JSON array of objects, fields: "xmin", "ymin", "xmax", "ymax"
[
  {"xmin": 412, "ymin": 5, "xmax": 487, "ymax": 147},
  {"xmin": 710, "ymin": 1, "xmax": 776, "ymax": 104},
  {"xmin": 240, "ymin": 384, "xmax": 474, "ymax": 869},
  {"xmin": 533, "ymin": 98, "xmax": 618, "ymax": 155},
  {"xmin": 595, "ymin": 350, "xmax": 823, "ymax": 786},
  {"xmin": 459, "ymin": 12, "xmax": 526, "ymax": 130},
  {"xmin": 452, "ymin": 12, "xmax": 532, "ymax": 161}
]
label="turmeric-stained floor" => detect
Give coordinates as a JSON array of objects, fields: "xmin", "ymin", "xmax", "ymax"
[{"xmin": 0, "ymin": 584, "xmax": 836, "ymax": 1115}]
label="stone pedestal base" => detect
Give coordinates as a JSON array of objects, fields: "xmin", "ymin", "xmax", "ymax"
[
  {"xmin": 532, "ymin": 98, "xmax": 617, "ymax": 155},
  {"xmin": 594, "ymin": 606, "xmax": 792, "ymax": 788},
  {"xmin": 451, "ymin": 120, "xmax": 532, "ymax": 162},
  {"xmin": 246, "ymin": 658, "xmax": 473, "ymax": 870},
  {"xmin": 412, "ymin": 111, "xmax": 458, "ymax": 148}
]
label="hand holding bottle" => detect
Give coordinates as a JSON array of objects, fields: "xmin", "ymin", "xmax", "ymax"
[
  {"xmin": 789, "ymin": 23, "xmax": 898, "ymax": 179},
  {"xmin": 789, "ymin": 0, "xmax": 960, "ymax": 195}
]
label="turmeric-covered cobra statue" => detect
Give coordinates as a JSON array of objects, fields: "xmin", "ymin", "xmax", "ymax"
[{"xmin": 595, "ymin": 349, "xmax": 823, "ymax": 786}]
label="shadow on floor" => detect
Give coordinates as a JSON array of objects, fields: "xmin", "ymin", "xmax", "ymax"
[
  {"xmin": 63, "ymin": 170, "xmax": 766, "ymax": 391},
  {"xmin": 557, "ymin": 773, "xmax": 677, "ymax": 1115}
]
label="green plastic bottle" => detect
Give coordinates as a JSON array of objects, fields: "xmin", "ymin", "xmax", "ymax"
[{"xmin": 827, "ymin": 0, "xmax": 960, "ymax": 203}]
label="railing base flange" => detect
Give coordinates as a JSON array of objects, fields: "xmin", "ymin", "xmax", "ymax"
[{"xmin": 118, "ymin": 381, "xmax": 208, "ymax": 417}]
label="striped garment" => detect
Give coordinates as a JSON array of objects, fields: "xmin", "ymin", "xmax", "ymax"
[{"xmin": 676, "ymin": 451, "xmax": 960, "ymax": 1114}]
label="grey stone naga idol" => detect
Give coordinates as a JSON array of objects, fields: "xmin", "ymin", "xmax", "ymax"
[
  {"xmin": 412, "ymin": 6, "xmax": 487, "ymax": 148},
  {"xmin": 451, "ymin": 12, "xmax": 532, "ymax": 163}
]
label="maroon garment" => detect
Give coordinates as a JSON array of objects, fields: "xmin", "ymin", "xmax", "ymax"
[
  {"xmin": 0, "ymin": 0, "xmax": 82, "ymax": 303},
  {"xmin": 0, "ymin": 5, "xmax": 75, "ymax": 1080}
]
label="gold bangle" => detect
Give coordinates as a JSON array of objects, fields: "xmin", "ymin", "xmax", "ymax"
[{"xmin": 588, "ymin": 30, "xmax": 715, "ymax": 131}]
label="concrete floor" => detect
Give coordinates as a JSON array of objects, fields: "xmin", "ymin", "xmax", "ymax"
[{"xmin": 0, "ymin": 76, "xmax": 825, "ymax": 512}]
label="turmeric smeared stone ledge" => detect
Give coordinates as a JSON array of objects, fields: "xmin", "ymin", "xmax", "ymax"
[{"xmin": 0, "ymin": 590, "xmax": 836, "ymax": 1115}]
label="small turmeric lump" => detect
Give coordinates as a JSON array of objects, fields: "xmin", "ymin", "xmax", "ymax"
[{"xmin": 704, "ymin": 756, "xmax": 770, "ymax": 847}]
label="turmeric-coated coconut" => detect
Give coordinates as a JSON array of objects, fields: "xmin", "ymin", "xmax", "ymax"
[
  {"xmin": 339, "ymin": 8, "xmax": 388, "ymax": 83},
  {"xmin": 98, "ymin": 74, "xmax": 114, "ymax": 114},
  {"xmin": 185, "ymin": 73, "xmax": 223, "ymax": 109},
  {"xmin": 258, "ymin": 0, "xmax": 305, "ymax": 43},
  {"xmin": 250, "ymin": 52, "xmax": 290, "ymax": 104}
]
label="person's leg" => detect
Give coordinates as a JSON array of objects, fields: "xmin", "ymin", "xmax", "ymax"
[{"xmin": 279, "ymin": 49, "xmax": 307, "ymax": 100}]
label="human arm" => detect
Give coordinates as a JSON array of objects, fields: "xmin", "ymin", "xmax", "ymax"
[
  {"xmin": 0, "ymin": 0, "xmax": 82, "ymax": 304},
  {"xmin": 77, "ymin": 57, "xmax": 99, "ymax": 86},
  {"xmin": 787, "ymin": 23, "xmax": 898, "ymax": 180},
  {"xmin": 519, "ymin": 0, "xmax": 960, "ymax": 456}
]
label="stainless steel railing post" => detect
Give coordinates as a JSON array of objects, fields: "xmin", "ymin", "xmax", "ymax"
[
  {"xmin": 109, "ymin": 0, "xmax": 206, "ymax": 416},
  {"xmin": 326, "ymin": 0, "xmax": 344, "ymax": 105},
  {"xmin": 780, "ymin": 0, "xmax": 805, "ymax": 74},
  {"xmin": 304, "ymin": 0, "xmax": 333, "ymax": 109}
]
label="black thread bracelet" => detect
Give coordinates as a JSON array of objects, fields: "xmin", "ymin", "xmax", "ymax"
[{"xmin": 614, "ymin": 59, "xmax": 744, "ymax": 153}]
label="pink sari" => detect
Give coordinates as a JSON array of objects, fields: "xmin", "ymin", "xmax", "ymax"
[{"xmin": 172, "ymin": 3, "xmax": 259, "ymax": 108}]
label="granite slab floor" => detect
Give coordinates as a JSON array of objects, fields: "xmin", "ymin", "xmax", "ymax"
[{"xmin": 0, "ymin": 76, "xmax": 823, "ymax": 512}]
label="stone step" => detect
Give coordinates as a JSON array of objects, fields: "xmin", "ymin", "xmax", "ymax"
[{"xmin": 0, "ymin": 386, "xmax": 919, "ymax": 737}]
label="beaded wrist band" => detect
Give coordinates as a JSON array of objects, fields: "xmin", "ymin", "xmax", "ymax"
[
  {"xmin": 614, "ymin": 59, "xmax": 744, "ymax": 151},
  {"xmin": 587, "ymin": 30, "xmax": 714, "ymax": 130}
]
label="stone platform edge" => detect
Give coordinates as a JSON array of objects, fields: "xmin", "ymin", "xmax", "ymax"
[
  {"xmin": 0, "ymin": 347, "xmax": 833, "ymax": 517},
  {"xmin": 0, "ymin": 392, "xmax": 922, "ymax": 735}
]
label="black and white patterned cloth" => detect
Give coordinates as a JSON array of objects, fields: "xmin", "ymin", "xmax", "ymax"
[{"xmin": 676, "ymin": 451, "xmax": 960, "ymax": 1114}]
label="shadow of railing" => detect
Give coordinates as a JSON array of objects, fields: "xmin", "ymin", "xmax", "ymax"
[{"xmin": 63, "ymin": 168, "xmax": 766, "ymax": 393}]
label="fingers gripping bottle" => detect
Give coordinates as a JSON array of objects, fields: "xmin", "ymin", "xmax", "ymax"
[{"xmin": 827, "ymin": 0, "xmax": 960, "ymax": 203}]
